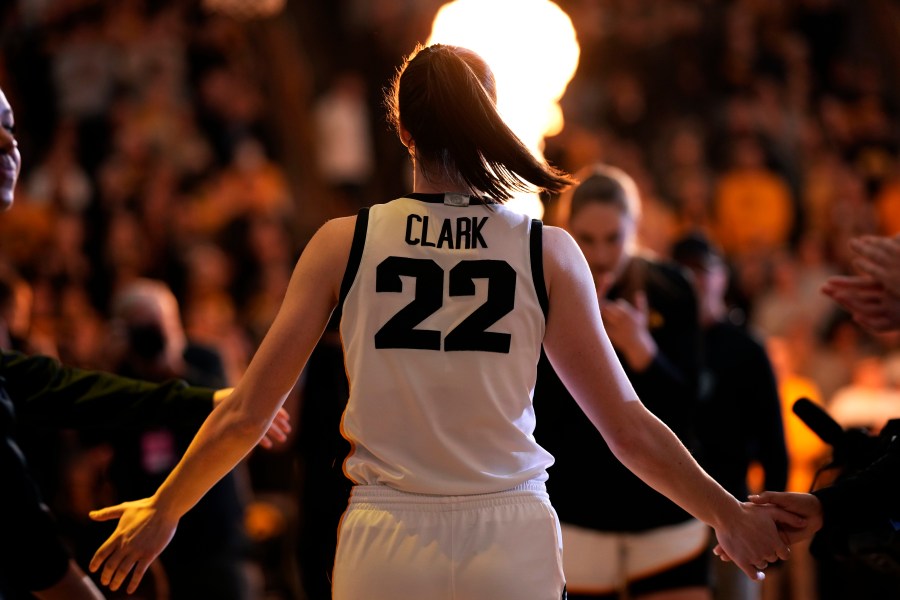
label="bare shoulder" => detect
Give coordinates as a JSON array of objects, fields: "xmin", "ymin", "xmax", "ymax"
[
  {"xmin": 541, "ymin": 224, "xmax": 585, "ymax": 276},
  {"xmin": 304, "ymin": 215, "xmax": 358, "ymax": 260},
  {"xmin": 291, "ymin": 215, "xmax": 359, "ymax": 299},
  {"xmin": 542, "ymin": 224, "xmax": 576, "ymax": 250},
  {"xmin": 316, "ymin": 214, "xmax": 358, "ymax": 242}
]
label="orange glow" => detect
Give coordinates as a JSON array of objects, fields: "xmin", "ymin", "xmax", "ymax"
[
  {"xmin": 428, "ymin": 0, "xmax": 579, "ymax": 217},
  {"xmin": 203, "ymin": 0, "xmax": 285, "ymax": 19}
]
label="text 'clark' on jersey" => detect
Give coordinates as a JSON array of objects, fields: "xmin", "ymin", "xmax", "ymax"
[{"xmin": 338, "ymin": 194, "xmax": 554, "ymax": 495}]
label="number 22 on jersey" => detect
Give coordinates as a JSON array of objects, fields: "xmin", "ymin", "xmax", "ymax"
[{"xmin": 374, "ymin": 256, "xmax": 516, "ymax": 353}]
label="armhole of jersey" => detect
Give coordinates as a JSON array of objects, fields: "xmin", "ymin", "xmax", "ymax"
[
  {"xmin": 530, "ymin": 219, "xmax": 549, "ymax": 318},
  {"xmin": 337, "ymin": 207, "xmax": 370, "ymax": 313}
]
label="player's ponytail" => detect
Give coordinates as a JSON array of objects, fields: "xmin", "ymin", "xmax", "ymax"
[{"xmin": 386, "ymin": 44, "xmax": 573, "ymax": 202}]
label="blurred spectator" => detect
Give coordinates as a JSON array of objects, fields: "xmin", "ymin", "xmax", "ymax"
[
  {"xmin": 178, "ymin": 242, "xmax": 253, "ymax": 385},
  {"xmin": 0, "ymin": 264, "xmax": 43, "ymax": 354},
  {"xmin": 100, "ymin": 278, "xmax": 262, "ymax": 600},
  {"xmin": 806, "ymin": 310, "xmax": 870, "ymax": 403},
  {"xmin": 24, "ymin": 119, "xmax": 93, "ymax": 213},
  {"xmin": 712, "ymin": 133, "xmax": 795, "ymax": 259},
  {"xmin": 313, "ymin": 70, "xmax": 375, "ymax": 209},
  {"xmin": 750, "ymin": 249, "xmax": 834, "ymax": 338},
  {"xmin": 828, "ymin": 166, "xmax": 878, "ymax": 269},
  {"xmin": 181, "ymin": 137, "xmax": 293, "ymax": 239}
]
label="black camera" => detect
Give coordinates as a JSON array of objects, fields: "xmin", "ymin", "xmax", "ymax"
[{"xmin": 793, "ymin": 398, "xmax": 900, "ymax": 577}]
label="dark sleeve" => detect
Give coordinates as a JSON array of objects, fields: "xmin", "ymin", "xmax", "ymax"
[
  {"xmin": 2, "ymin": 350, "xmax": 215, "ymax": 429},
  {"xmin": 634, "ymin": 353, "xmax": 692, "ymax": 401},
  {"xmin": 745, "ymin": 334, "xmax": 789, "ymax": 492},
  {"xmin": 813, "ymin": 437, "xmax": 900, "ymax": 529},
  {"xmin": 0, "ymin": 423, "xmax": 70, "ymax": 592}
]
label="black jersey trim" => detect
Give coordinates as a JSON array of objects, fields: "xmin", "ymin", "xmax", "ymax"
[
  {"xmin": 530, "ymin": 219, "xmax": 549, "ymax": 318},
  {"xmin": 338, "ymin": 207, "xmax": 370, "ymax": 311},
  {"xmin": 405, "ymin": 192, "xmax": 496, "ymax": 205}
]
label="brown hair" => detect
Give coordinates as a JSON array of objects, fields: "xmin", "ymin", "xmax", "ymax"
[
  {"xmin": 556, "ymin": 163, "xmax": 641, "ymax": 224},
  {"xmin": 386, "ymin": 43, "xmax": 573, "ymax": 202}
]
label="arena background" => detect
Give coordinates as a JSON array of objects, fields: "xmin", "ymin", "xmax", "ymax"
[{"xmin": 2, "ymin": 1, "xmax": 900, "ymax": 599}]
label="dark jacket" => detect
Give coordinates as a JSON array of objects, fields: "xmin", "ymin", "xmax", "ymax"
[{"xmin": 696, "ymin": 320, "xmax": 788, "ymax": 499}]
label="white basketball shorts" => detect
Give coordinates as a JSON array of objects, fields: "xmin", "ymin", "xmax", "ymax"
[{"xmin": 332, "ymin": 481, "xmax": 566, "ymax": 600}]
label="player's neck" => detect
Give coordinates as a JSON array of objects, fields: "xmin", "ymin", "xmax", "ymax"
[{"xmin": 412, "ymin": 163, "xmax": 479, "ymax": 196}]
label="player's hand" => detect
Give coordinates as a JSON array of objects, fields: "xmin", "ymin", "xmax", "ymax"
[
  {"xmin": 750, "ymin": 491, "xmax": 823, "ymax": 544},
  {"xmin": 713, "ymin": 498, "xmax": 810, "ymax": 565},
  {"xmin": 712, "ymin": 501, "xmax": 801, "ymax": 581},
  {"xmin": 89, "ymin": 498, "xmax": 178, "ymax": 594}
]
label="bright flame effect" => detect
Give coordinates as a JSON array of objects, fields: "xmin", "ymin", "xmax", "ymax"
[{"xmin": 428, "ymin": 0, "xmax": 579, "ymax": 217}]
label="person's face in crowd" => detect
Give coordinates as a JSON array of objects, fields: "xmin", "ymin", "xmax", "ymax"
[
  {"xmin": 567, "ymin": 201, "xmax": 636, "ymax": 296},
  {"xmin": 0, "ymin": 88, "xmax": 21, "ymax": 211},
  {"xmin": 116, "ymin": 290, "xmax": 181, "ymax": 363}
]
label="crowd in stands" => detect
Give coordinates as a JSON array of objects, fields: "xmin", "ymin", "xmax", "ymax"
[{"xmin": 2, "ymin": 0, "xmax": 900, "ymax": 598}]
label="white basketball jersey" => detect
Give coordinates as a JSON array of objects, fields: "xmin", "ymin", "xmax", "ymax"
[{"xmin": 338, "ymin": 194, "xmax": 554, "ymax": 495}]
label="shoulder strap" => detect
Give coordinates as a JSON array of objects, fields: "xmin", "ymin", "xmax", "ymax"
[
  {"xmin": 530, "ymin": 219, "xmax": 549, "ymax": 318},
  {"xmin": 337, "ymin": 207, "xmax": 370, "ymax": 309}
]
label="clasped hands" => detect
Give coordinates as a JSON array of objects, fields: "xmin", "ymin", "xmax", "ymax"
[{"xmin": 714, "ymin": 491, "xmax": 824, "ymax": 580}]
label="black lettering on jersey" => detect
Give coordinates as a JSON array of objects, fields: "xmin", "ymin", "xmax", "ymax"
[
  {"xmin": 373, "ymin": 257, "xmax": 516, "ymax": 353},
  {"xmin": 420, "ymin": 216, "xmax": 436, "ymax": 246},
  {"xmin": 405, "ymin": 214, "xmax": 489, "ymax": 249},
  {"xmin": 404, "ymin": 214, "xmax": 436, "ymax": 247},
  {"xmin": 405, "ymin": 214, "xmax": 421, "ymax": 245},
  {"xmin": 471, "ymin": 217, "xmax": 487, "ymax": 248},
  {"xmin": 455, "ymin": 217, "xmax": 471, "ymax": 249},
  {"xmin": 437, "ymin": 218, "xmax": 454, "ymax": 248}
]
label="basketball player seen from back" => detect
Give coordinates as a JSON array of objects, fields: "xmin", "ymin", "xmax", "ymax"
[{"xmin": 88, "ymin": 44, "xmax": 799, "ymax": 600}]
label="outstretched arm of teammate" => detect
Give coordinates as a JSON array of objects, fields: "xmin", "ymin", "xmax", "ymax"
[
  {"xmin": 88, "ymin": 216, "xmax": 356, "ymax": 594},
  {"xmin": 540, "ymin": 225, "xmax": 802, "ymax": 581}
]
